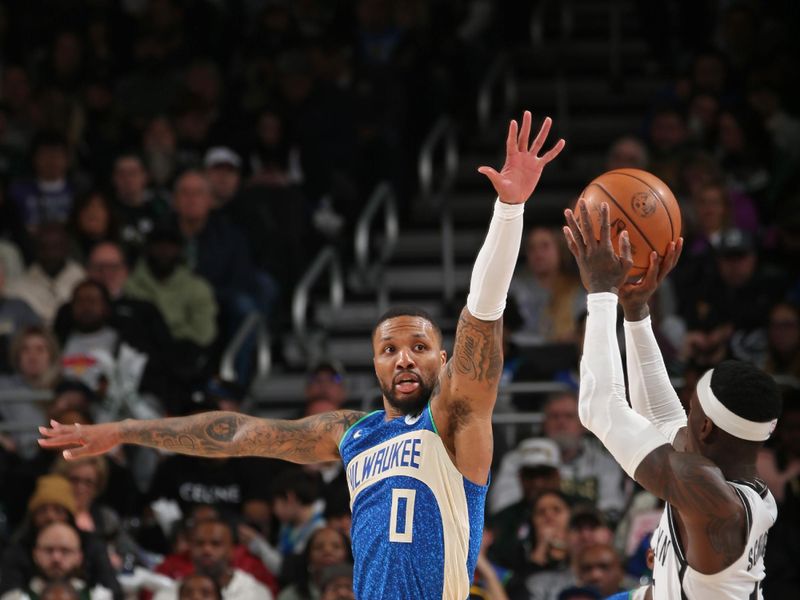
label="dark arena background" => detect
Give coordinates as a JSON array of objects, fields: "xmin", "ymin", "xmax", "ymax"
[{"xmin": 1, "ymin": 1, "xmax": 799, "ymax": 599}]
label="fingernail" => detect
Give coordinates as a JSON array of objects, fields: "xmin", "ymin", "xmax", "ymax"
[{"xmin": 64, "ymin": 450, "xmax": 72, "ymax": 459}]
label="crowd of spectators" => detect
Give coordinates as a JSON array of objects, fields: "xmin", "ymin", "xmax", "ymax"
[{"xmin": 1, "ymin": 1, "xmax": 799, "ymax": 599}]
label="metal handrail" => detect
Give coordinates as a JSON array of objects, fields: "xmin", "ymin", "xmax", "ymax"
[
  {"xmin": 219, "ymin": 312, "xmax": 271, "ymax": 384},
  {"xmin": 353, "ymin": 182, "xmax": 399, "ymax": 310},
  {"xmin": 477, "ymin": 54, "xmax": 518, "ymax": 134},
  {"xmin": 418, "ymin": 116, "xmax": 459, "ymax": 304},
  {"xmin": 292, "ymin": 245, "xmax": 345, "ymax": 355},
  {"xmin": 418, "ymin": 116, "xmax": 458, "ymax": 202}
]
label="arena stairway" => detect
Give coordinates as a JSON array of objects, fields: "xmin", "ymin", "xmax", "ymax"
[{"xmin": 248, "ymin": 0, "xmax": 666, "ymax": 418}]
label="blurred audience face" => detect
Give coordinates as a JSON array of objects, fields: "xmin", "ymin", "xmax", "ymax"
[
  {"xmin": 543, "ymin": 393, "xmax": 584, "ymax": 454},
  {"xmin": 520, "ymin": 466, "xmax": 561, "ymax": 504},
  {"xmin": 113, "ymin": 156, "xmax": 149, "ymax": 204},
  {"xmin": 206, "ymin": 164, "xmax": 240, "ymax": 206},
  {"xmin": 71, "ymin": 283, "xmax": 110, "ymax": 333},
  {"xmin": 33, "ymin": 523, "xmax": 83, "ymax": 581},
  {"xmin": 321, "ymin": 574, "xmax": 355, "ymax": 600},
  {"xmin": 63, "ymin": 461, "xmax": 101, "ymax": 512},
  {"xmin": 179, "ymin": 574, "xmax": 221, "ymax": 600},
  {"xmin": 18, "ymin": 332, "xmax": 54, "ymax": 380},
  {"xmin": 143, "ymin": 116, "xmax": 176, "ymax": 153},
  {"xmin": 305, "ymin": 368, "xmax": 346, "ymax": 408},
  {"xmin": 174, "ymin": 172, "xmax": 214, "ymax": 223},
  {"xmin": 532, "ymin": 492, "xmax": 570, "ymax": 538},
  {"xmin": 146, "ymin": 240, "xmax": 182, "ymax": 279},
  {"xmin": 693, "ymin": 184, "xmax": 728, "ymax": 235},
  {"xmin": 568, "ymin": 517, "xmax": 614, "ymax": 556},
  {"xmin": 575, "ymin": 544, "xmax": 624, "ymax": 596},
  {"xmin": 76, "ymin": 193, "xmax": 111, "ymax": 239},
  {"xmin": 525, "ymin": 228, "xmax": 561, "ymax": 278},
  {"xmin": 649, "ymin": 111, "xmax": 687, "ymax": 153},
  {"xmin": 242, "ymin": 498, "xmax": 271, "ymax": 537},
  {"xmin": 692, "ymin": 54, "xmax": 726, "ymax": 95},
  {"xmin": 777, "ymin": 405, "xmax": 800, "ymax": 458},
  {"xmin": 36, "ymin": 225, "xmax": 70, "ymax": 275},
  {"xmin": 3, "ymin": 66, "xmax": 32, "ymax": 111},
  {"xmin": 768, "ymin": 304, "xmax": 800, "ymax": 359},
  {"xmin": 718, "ymin": 112, "xmax": 746, "ymax": 154},
  {"xmin": 190, "ymin": 521, "xmax": 233, "ymax": 580},
  {"xmin": 606, "ymin": 137, "xmax": 648, "ymax": 170},
  {"xmin": 717, "ymin": 251, "xmax": 756, "ymax": 288},
  {"xmin": 308, "ymin": 528, "xmax": 349, "ymax": 574},
  {"xmin": 87, "ymin": 243, "xmax": 129, "ymax": 298},
  {"xmin": 32, "ymin": 503, "xmax": 70, "ymax": 529},
  {"xmin": 34, "ymin": 144, "xmax": 69, "ymax": 182}
]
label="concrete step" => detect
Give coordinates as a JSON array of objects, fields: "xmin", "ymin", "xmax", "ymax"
[
  {"xmin": 314, "ymin": 299, "xmax": 447, "ymax": 330},
  {"xmin": 374, "ymin": 229, "xmax": 486, "ymax": 262}
]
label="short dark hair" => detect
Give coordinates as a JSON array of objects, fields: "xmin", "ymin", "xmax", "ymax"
[
  {"xmin": 31, "ymin": 130, "xmax": 68, "ymax": 153},
  {"xmin": 710, "ymin": 360, "xmax": 782, "ymax": 422},
  {"xmin": 372, "ymin": 306, "xmax": 442, "ymax": 343},
  {"xmin": 271, "ymin": 468, "xmax": 322, "ymax": 506},
  {"xmin": 179, "ymin": 573, "xmax": 222, "ymax": 600}
]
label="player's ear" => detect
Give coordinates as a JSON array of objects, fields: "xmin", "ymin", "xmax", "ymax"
[
  {"xmin": 439, "ymin": 350, "xmax": 447, "ymax": 366},
  {"xmin": 699, "ymin": 416, "xmax": 715, "ymax": 442}
]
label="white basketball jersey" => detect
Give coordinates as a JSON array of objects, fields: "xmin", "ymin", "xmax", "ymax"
[{"xmin": 651, "ymin": 479, "xmax": 777, "ymax": 600}]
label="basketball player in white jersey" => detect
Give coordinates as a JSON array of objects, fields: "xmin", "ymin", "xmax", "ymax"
[
  {"xmin": 562, "ymin": 199, "xmax": 782, "ymax": 600},
  {"xmin": 38, "ymin": 112, "xmax": 565, "ymax": 599}
]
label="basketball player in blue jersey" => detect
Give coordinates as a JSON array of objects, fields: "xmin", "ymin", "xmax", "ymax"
[
  {"xmin": 562, "ymin": 200, "xmax": 782, "ymax": 599},
  {"xmin": 38, "ymin": 111, "xmax": 565, "ymax": 599}
]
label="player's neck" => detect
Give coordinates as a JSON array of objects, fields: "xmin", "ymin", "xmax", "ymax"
[{"xmin": 710, "ymin": 452, "xmax": 758, "ymax": 482}]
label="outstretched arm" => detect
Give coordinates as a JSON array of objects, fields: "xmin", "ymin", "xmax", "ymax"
[
  {"xmin": 445, "ymin": 111, "xmax": 564, "ymax": 411},
  {"xmin": 619, "ymin": 243, "xmax": 688, "ymax": 448},
  {"xmin": 38, "ymin": 410, "xmax": 365, "ymax": 464},
  {"xmin": 564, "ymin": 201, "xmax": 745, "ymax": 573}
]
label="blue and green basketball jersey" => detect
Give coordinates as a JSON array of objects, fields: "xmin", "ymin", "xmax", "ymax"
[{"xmin": 339, "ymin": 404, "xmax": 488, "ymax": 599}]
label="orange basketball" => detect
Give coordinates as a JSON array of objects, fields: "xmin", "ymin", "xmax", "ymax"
[{"xmin": 578, "ymin": 168, "xmax": 681, "ymax": 278}]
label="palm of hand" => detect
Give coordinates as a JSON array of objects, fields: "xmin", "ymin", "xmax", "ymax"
[{"xmin": 478, "ymin": 112, "xmax": 565, "ymax": 204}]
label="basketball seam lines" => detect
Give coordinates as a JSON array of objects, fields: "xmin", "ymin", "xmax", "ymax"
[
  {"xmin": 610, "ymin": 170, "xmax": 676, "ymax": 239},
  {"xmin": 590, "ymin": 182, "xmax": 658, "ymax": 259}
]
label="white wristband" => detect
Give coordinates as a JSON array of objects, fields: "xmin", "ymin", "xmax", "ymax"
[{"xmin": 466, "ymin": 199, "xmax": 525, "ymax": 321}]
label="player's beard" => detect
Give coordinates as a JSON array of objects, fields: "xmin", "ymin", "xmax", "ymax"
[{"xmin": 380, "ymin": 372, "xmax": 439, "ymax": 417}]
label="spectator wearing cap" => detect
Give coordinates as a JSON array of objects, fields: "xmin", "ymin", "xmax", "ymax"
[
  {"xmin": 0, "ymin": 475, "xmax": 123, "ymax": 599},
  {"xmin": 110, "ymin": 153, "xmax": 171, "ymax": 260},
  {"xmin": 488, "ymin": 439, "xmax": 562, "ymax": 569},
  {"xmin": 124, "ymin": 224, "xmax": 218, "ymax": 349},
  {"xmin": 681, "ymin": 227, "xmax": 789, "ymax": 365},
  {"xmin": 556, "ymin": 586, "xmax": 600, "ymax": 600},
  {"xmin": 204, "ymin": 148, "xmax": 242, "ymax": 210},
  {"xmin": 5, "ymin": 223, "xmax": 85, "ymax": 324},
  {"xmin": 490, "ymin": 393, "xmax": 629, "ymax": 522}
]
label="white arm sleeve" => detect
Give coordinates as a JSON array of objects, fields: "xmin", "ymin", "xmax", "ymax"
[
  {"xmin": 624, "ymin": 316, "xmax": 687, "ymax": 443},
  {"xmin": 579, "ymin": 293, "xmax": 670, "ymax": 479},
  {"xmin": 466, "ymin": 199, "xmax": 525, "ymax": 321}
]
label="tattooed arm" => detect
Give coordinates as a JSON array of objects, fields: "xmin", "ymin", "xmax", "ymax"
[
  {"xmin": 635, "ymin": 446, "xmax": 747, "ymax": 573},
  {"xmin": 38, "ymin": 410, "xmax": 366, "ymax": 464}
]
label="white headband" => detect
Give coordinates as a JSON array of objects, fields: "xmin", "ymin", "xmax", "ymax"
[{"xmin": 696, "ymin": 369, "xmax": 777, "ymax": 442}]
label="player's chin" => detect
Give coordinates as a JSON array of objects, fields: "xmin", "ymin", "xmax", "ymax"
[{"xmin": 388, "ymin": 389, "xmax": 428, "ymax": 415}]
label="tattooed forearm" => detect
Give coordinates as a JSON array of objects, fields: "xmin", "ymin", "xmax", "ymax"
[
  {"xmin": 450, "ymin": 308, "xmax": 503, "ymax": 385},
  {"xmin": 120, "ymin": 410, "xmax": 365, "ymax": 463}
]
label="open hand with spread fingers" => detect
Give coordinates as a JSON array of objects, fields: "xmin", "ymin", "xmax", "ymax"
[
  {"xmin": 38, "ymin": 420, "xmax": 122, "ymax": 459},
  {"xmin": 563, "ymin": 199, "xmax": 633, "ymax": 294},
  {"xmin": 618, "ymin": 237, "xmax": 684, "ymax": 321},
  {"xmin": 478, "ymin": 111, "xmax": 566, "ymax": 205}
]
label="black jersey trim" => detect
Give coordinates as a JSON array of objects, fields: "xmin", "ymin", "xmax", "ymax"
[
  {"xmin": 667, "ymin": 504, "xmax": 688, "ymax": 565},
  {"xmin": 731, "ymin": 478, "xmax": 769, "ymax": 499},
  {"xmin": 732, "ymin": 485, "xmax": 753, "ymax": 538}
]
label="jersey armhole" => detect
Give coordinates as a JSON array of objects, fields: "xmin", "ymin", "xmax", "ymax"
[
  {"xmin": 427, "ymin": 403, "xmax": 440, "ymax": 435},
  {"xmin": 338, "ymin": 411, "xmax": 380, "ymax": 450}
]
